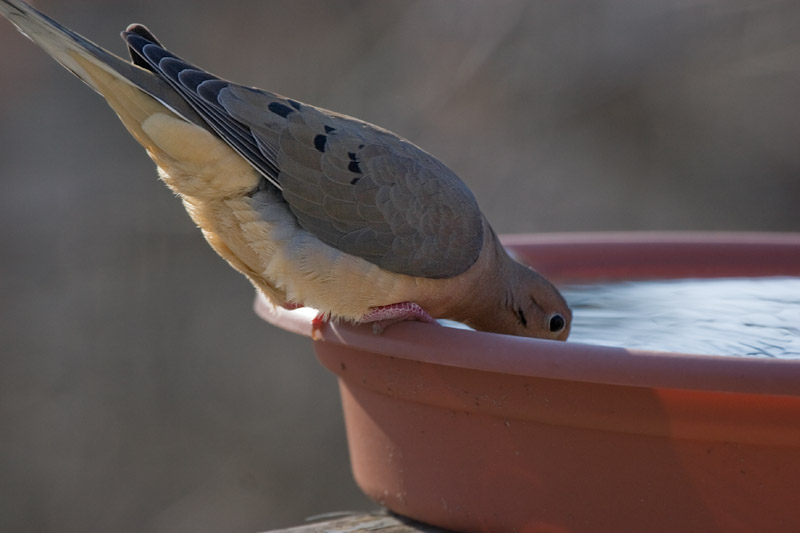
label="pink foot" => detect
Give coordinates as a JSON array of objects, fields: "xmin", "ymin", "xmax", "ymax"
[
  {"xmin": 282, "ymin": 300, "xmax": 305, "ymax": 310},
  {"xmin": 311, "ymin": 310, "xmax": 331, "ymax": 334},
  {"xmin": 359, "ymin": 302, "xmax": 439, "ymax": 334}
]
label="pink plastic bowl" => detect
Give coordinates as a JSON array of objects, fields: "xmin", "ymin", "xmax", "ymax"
[{"xmin": 255, "ymin": 232, "xmax": 800, "ymax": 533}]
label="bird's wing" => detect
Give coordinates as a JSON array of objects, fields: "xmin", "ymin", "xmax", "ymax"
[{"xmin": 124, "ymin": 26, "xmax": 484, "ymax": 279}]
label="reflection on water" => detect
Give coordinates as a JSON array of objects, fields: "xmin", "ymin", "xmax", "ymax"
[{"xmin": 561, "ymin": 277, "xmax": 800, "ymax": 358}]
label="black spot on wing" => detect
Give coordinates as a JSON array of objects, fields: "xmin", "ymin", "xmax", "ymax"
[
  {"xmin": 288, "ymin": 99, "xmax": 302, "ymax": 111},
  {"xmin": 268, "ymin": 102, "xmax": 294, "ymax": 118},
  {"xmin": 324, "ymin": 125, "xmax": 336, "ymax": 134},
  {"xmin": 313, "ymin": 134, "xmax": 327, "ymax": 153},
  {"xmin": 346, "ymin": 151, "xmax": 362, "ymax": 174}
]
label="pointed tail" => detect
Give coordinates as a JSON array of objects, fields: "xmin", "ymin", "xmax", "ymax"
[{"xmin": 0, "ymin": 0, "xmax": 202, "ymax": 125}]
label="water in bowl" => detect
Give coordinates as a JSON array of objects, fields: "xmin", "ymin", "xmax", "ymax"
[{"xmin": 561, "ymin": 277, "xmax": 800, "ymax": 358}]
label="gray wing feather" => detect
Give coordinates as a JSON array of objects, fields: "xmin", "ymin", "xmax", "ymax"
[{"xmin": 123, "ymin": 27, "xmax": 483, "ymax": 279}]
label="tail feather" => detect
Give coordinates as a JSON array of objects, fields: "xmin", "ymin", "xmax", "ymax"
[{"xmin": 0, "ymin": 0, "xmax": 202, "ymax": 125}]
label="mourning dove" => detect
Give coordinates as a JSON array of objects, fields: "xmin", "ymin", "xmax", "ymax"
[{"xmin": 0, "ymin": 0, "xmax": 571, "ymax": 340}]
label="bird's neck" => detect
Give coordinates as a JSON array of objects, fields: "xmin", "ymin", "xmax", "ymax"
[{"xmin": 444, "ymin": 227, "xmax": 519, "ymax": 327}]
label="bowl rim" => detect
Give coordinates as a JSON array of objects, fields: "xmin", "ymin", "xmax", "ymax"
[{"xmin": 254, "ymin": 231, "xmax": 800, "ymax": 397}]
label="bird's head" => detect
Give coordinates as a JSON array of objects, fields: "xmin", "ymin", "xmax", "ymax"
[
  {"xmin": 504, "ymin": 261, "xmax": 572, "ymax": 340},
  {"xmin": 463, "ymin": 258, "xmax": 572, "ymax": 341}
]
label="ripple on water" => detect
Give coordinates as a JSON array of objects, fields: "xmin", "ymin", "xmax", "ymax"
[{"xmin": 561, "ymin": 277, "xmax": 800, "ymax": 358}]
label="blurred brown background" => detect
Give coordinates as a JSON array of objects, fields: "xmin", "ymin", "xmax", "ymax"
[{"xmin": 1, "ymin": 1, "xmax": 799, "ymax": 532}]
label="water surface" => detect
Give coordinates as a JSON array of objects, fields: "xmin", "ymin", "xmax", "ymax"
[{"xmin": 561, "ymin": 277, "xmax": 800, "ymax": 358}]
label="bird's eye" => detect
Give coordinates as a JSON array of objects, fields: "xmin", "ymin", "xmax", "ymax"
[{"xmin": 547, "ymin": 313, "xmax": 566, "ymax": 333}]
